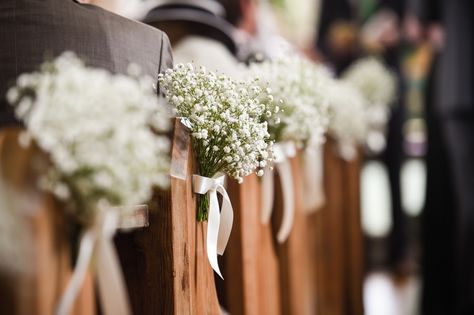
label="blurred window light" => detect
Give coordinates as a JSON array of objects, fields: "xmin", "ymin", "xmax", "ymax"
[
  {"xmin": 401, "ymin": 158, "xmax": 426, "ymax": 217},
  {"xmin": 361, "ymin": 161, "xmax": 392, "ymax": 238}
]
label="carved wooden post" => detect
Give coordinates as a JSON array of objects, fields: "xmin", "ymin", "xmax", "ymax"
[
  {"xmin": 223, "ymin": 174, "xmax": 281, "ymax": 315},
  {"xmin": 115, "ymin": 119, "xmax": 220, "ymax": 314},
  {"xmin": 0, "ymin": 129, "xmax": 95, "ymax": 315}
]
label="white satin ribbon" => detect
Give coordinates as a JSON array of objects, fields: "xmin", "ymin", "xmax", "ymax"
[
  {"xmin": 192, "ymin": 174, "xmax": 233, "ymax": 279},
  {"xmin": 261, "ymin": 142, "xmax": 296, "ymax": 243},
  {"xmin": 302, "ymin": 145, "xmax": 326, "ymax": 213},
  {"xmin": 56, "ymin": 207, "xmax": 139, "ymax": 315}
]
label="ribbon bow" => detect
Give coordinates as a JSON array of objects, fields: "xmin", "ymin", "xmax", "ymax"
[
  {"xmin": 193, "ymin": 174, "xmax": 233, "ymax": 279},
  {"xmin": 261, "ymin": 141, "xmax": 296, "ymax": 243},
  {"xmin": 56, "ymin": 205, "xmax": 147, "ymax": 315}
]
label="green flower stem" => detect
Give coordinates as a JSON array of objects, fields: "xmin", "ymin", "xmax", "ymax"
[
  {"xmin": 195, "ymin": 142, "xmax": 218, "ymax": 222},
  {"xmin": 197, "ymin": 193, "xmax": 210, "ymax": 221}
]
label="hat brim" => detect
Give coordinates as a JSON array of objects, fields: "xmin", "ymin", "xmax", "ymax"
[{"xmin": 144, "ymin": 6, "xmax": 237, "ymax": 54}]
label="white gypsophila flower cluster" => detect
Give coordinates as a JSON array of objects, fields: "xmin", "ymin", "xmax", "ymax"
[
  {"xmin": 7, "ymin": 52, "xmax": 171, "ymax": 222},
  {"xmin": 159, "ymin": 63, "xmax": 275, "ymax": 183},
  {"xmin": 248, "ymin": 55, "xmax": 331, "ymax": 147},
  {"xmin": 342, "ymin": 57, "xmax": 397, "ymax": 108},
  {"xmin": 327, "ymin": 79, "xmax": 369, "ymax": 160}
]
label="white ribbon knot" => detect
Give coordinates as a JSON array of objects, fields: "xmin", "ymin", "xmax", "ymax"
[
  {"xmin": 193, "ymin": 174, "xmax": 234, "ymax": 279},
  {"xmin": 261, "ymin": 141, "xmax": 296, "ymax": 243},
  {"xmin": 56, "ymin": 206, "xmax": 145, "ymax": 315}
]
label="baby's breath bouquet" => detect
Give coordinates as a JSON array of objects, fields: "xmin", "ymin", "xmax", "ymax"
[
  {"xmin": 327, "ymin": 79, "xmax": 368, "ymax": 160},
  {"xmin": 7, "ymin": 52, "xmax": 171, "ymax": 224},
  {"xmin": 248, "ymin": 55, "xmax": 331, "ymax": 147},
  {"xmin": 159, "ymin": 64, "xmax": 275, "ymax": 221},
  {"xmin": 342, "ymin": 57, "xmax": 397, "ymax": 152},
  {"xmin": 342, "ymin": 57, "xmax": 396, "ymax": 107}
]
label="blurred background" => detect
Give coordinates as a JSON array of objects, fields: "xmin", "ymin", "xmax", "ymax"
[{"xmin": 3, "ymin": 0, "xmax": 473, "ymax": 314}]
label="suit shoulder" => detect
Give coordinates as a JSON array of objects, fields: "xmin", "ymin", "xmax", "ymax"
[{"xmin": 93, "ymin": 7, "xmax": 167, "ymax": 41}]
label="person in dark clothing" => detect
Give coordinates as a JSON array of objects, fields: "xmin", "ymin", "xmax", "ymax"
[
  {"xmin": 316, "ymin": 0, "xmax": 409, "ymax": 274},
  {"xmin": 0, "ymin": 1, "xmax": 174, "ymax": 313},
  {"xmin": 0, "ymin": 0, "xmax": 173, "ymax": 128},
  {"xmin": 420, "ymin": 57, "xmax": 457, "ymax": 315},
  {"xmin": 415, "ymin": 0, "xmax": 474, "ymax": 313}
]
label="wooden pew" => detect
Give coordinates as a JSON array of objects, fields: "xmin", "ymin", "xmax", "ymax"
[
  {"xmin": 222, "ymin": 174, "xmax": 282, "ymax": 315},
  {"xmin": 342, "ymin": 149, "xmax": 364, "ymax": 315},
  {"xmin": 0, "ymin": 129, "xmax": 95, "ymax": 315},
  {"xmin": 115, "ymin": 119, "xmax": 221, "ymax": 314},
  {"xmin": 223, "ymin": 152, "xmax": 323, "ymax": 315},
  {"xmin": 318, "ymin": 139, "xmax": 364, "ymax": 315},
  {"xmin": 275, "ymin": 153, "xmax": 319, "ymax": 315}
]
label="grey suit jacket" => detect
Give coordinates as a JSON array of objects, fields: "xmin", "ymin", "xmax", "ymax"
[{"xmin": 0, "ymin": 0, "xmax": 173, "ymax": 127}]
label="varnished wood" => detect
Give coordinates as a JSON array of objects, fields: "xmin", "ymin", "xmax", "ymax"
[
  {"xmin": 223, "ymin": 174, "xmax": 281, "ymax": 315},
  {"xmin": 0, "ymin": 128, "xmax": 95, "ymax": 315},
  {"xmin": 275, "ymin": 154, "xmax": 318, "ymax": 315},
  {"xmin": 317, "ymin": 140, "xmax": 365, "ymax": 315},
  {"xmin": 342, "ymin": 152, "xmax": 364, "ymax": 315},
  {"xmin": 115, "ymin": 119, "xmax": 221, "ymax": 315},
  {"xmin": 318, "ymin": 141, "xmax": 347, "ymax": 315}
]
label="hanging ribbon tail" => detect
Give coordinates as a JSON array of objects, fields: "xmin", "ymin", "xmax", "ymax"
[
  {"xmin": 260, "ymin": 167, "xmax": 274, "ymax": 224},
  {"xmin": 56, "ymin": 210, "xmax": 133, "ymax": 315},
  {"xmin": 216, "ymin": 185, "xmax": 233, "ymax": 255},
  {"xmin": 95, "ymin": 211, "xmax": 131, "ymax": 315},
  {"xmin": 56, "ymin": 231, "xmax": 96, "ymax": 315},
  {"xmin": 193, "ymin": 174, "xmax": 234, "ymax": 280},
  {"xmin": 275, "ymin": 159, "xmax": 295, "ymax": 243},
  {"xmin": 207, "ymin": 189, "xmax": 223, "ymax": 279}
]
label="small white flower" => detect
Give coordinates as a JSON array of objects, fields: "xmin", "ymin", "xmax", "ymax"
[
  {"xmin": 248, "ymin": 55, "xmax": 331, "ymax": 146},
  {"xmin": 159, "ymin": 63, "xmax": 274, "ymax": 183},
  {"xmin": 6, "ymin": 87, "xmax": 19, "ymax": 104},
  {"xmin": 342, "ymin": 57, "xmax": 396, "ymax": 108}
]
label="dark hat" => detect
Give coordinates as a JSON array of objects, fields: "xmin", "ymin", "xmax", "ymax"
[{"xmin": 143, "ymin": 0, "xmax": 237, "ymax": 54}]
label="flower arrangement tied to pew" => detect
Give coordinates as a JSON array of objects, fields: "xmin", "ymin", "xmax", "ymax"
[
  {"xmin": 7, "ymin": 52, "xmax": 171, "ymax": 315},
  {"xmin": 342, "ymin": 56, "xmax": 397, "ymax": 153},
  {"xmin": 326, "ymin": 79, "xmax": 369, "ymax": 161},
  {"xmin": 159, "ymin": 63, "xmax": 276, "ymax": 277},
  {"xmin": 247, "ymin": 55, "xmax": 331, "ymax": 241}
]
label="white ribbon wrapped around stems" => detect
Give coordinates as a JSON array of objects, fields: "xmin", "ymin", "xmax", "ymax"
[
  {"xmin": 192, "ymin": 174, "xmax": 233, "ymax": 279},
  {"xmin": 261, "ymin": 141, "xmax": 296, "ymax": 243},
  {"xmin": 56, "ymin": 205, "xmax": 148, "ymax": 315}
]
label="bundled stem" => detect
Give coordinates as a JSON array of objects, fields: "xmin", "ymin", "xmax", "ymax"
[{"xmin": 197, "ymin": 194, "xmax": 210, "ymax": 221}]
